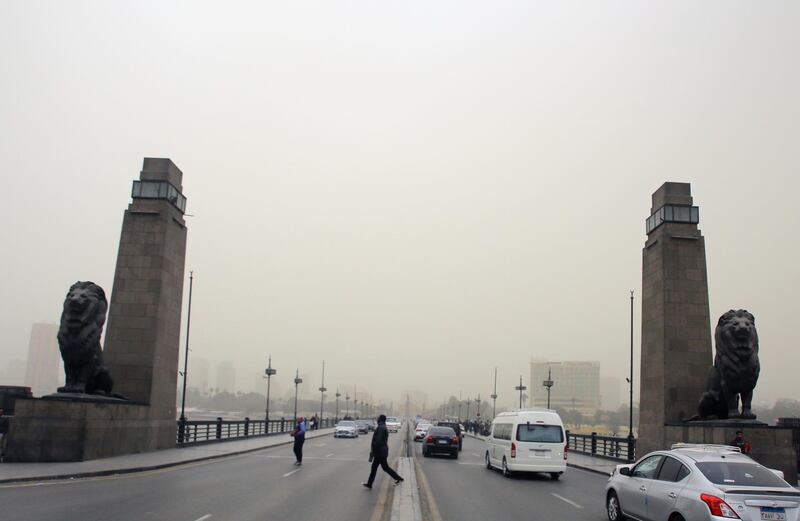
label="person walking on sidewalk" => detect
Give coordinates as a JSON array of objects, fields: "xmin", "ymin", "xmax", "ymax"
[
  {"xmin": 292, "ymin": 417, "xmax": 306, "ymax": 465},
  {"xmin": 362, "ymin": 414, "xmax": 403, "ymax": 490}
]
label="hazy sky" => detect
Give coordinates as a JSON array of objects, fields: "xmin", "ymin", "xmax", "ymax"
[{"xmin": 1, "ymin": 2, "xmax": 798, "ymax": 409}]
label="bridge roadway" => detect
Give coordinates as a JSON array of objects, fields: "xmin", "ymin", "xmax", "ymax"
[{"xmin": 0, "ymin": 426, "xmax": 610, "ymax": 521}]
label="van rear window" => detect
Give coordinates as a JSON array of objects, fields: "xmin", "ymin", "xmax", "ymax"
[{"xmin": 516, "ymin": 424, "xmax": 564, "ymax": 443}]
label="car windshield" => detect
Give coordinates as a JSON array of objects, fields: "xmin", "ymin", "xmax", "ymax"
[
  {"xmin": 416, "ymin": 424, "xmax": 431, "ymax": 430},
  {"xmin": 430, "ymin": 427, "xmax": 455, "ymax": 436},
  {"xmin": 516, "ymin": 424, "xmax": 564, "ymax": 443},
  {"xmin": 338, "ymin": 421, "xmax": 356, "ymax": 427},
  {"xmin": 387, "ymin": 417, "xmax": 399, "ymax": 423},
  {"xmin": 696, "ymin": 462, "xmax": 790, "ymax": 488}
]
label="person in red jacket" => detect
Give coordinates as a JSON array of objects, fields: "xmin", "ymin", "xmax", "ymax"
[{"xmin": 730, "ymin": 430, "xmax": 751, "ymax": 454}]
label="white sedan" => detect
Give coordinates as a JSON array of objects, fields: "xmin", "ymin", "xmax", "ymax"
[
  {"xmin": 414, "ymin": 423, "xmax": 432, "ymax": 441},
  {"xmin": 334, "ymin": 421, "xmax": 358, "ymax": 438}
]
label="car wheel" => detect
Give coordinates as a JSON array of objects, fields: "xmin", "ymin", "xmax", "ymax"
[
  {"xmin": 485, "ymin": 452, "xmax": 492, "ymax": 470},
  {"xmin": 607, "ymin": 491, "xmax": 626, "ymax": 521},
  {"xmin": 453, "ymin": 451, "xmax": 459, "ymax": 459},
  {"xmin": 668, "ymin": 516, "xmax": 685, "ymax": 521},
  {"xmin": 550, "ymin": 472, "xmax": 560, "ymax": 481},
  {"xmin": 502, "ymin": 458, "xmax": 511, "ymax": 478},
  {"xmin": 423, "ymin": 449, "xmax": 428, "ymax": 458}
]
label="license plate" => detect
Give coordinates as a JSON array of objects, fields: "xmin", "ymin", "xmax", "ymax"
[
  {"xmin": 761, "ymin": 507, "xmax": 786, "ymax": 520},
  {"xmin": 532, "ymin": 449, "xmax": 549, "ymax": 457},
  {"xmin": 437, "ymin": 440, "xmax": 448, "ymax": 445}
]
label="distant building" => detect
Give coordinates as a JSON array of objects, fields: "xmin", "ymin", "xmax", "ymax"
[
  {"xmin": 24, "ymin": 323, "xmax": 61, "ymax": 396},
  {"xmin": 530, "ymin": 359, "xmax": 601, "ymax": 416},
  {"xmin": 402, "ymin": 389, "xmax": 428, "ymax": 416},
  {"xmin": 191, "ymin": 357, "xmax": 209, "ymax": 394},
  {"xmin": 216, "ymin": 360, "xmax": 236, "ymax": 393}
]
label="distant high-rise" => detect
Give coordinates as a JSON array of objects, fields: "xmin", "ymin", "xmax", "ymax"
[
  {"xmin": 216, "ymin": 360, "xmax": 236, "ymax": 393},
  {"xmin": 529, "ymin": 359, "xmax": 601, "ymax": 416},
  {"xmin": 190, "ymin": 357, "xmax": 209, "ymax": 394},
  {"xmin": 24, "ymin": 323, "xmax": 61, "ymax": 396}
]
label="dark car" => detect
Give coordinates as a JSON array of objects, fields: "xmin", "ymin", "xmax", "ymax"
[
  {"xmin": 436, "ymin": 421, "xmax": 463, "ymax": 451},
  {"xmin": 422, "ymin": 426, "xmax": 459, "ymax": 459},
  {"xmin": 354, "ymin": 420, "xmax": 369, "ymax": 434}
]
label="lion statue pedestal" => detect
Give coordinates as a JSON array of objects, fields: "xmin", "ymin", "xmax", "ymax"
[
  {"xmin": 676, "ymin": 310, "xmax": 798, "ymax": 483},
  {"xmin": 2, "ymin": 282, "xmax": 173, "ymax": 462}
]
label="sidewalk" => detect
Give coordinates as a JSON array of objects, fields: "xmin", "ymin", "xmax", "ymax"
[
  {"xmin": 0, "ymin": 428, "xmax": 334, "ymax": 484},
  {"xmin": 464, "ymin": 432, "xmax": 621, "ymax": 476}
]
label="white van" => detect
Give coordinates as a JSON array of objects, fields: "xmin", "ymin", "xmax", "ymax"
[{"xmin": 485, "ymin": 409, "xmax": 567, "ymax": 480}]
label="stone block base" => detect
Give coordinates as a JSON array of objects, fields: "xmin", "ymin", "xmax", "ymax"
[
  {"xmin": 664, "ymin": 423, "xmax": 797, "ymax": 483},
  {"xmin": 3, "ymin": 397, "xmax": 175, "ymax": 462}
]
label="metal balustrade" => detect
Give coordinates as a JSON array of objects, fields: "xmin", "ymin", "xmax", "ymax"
[
  {"xmin": 566, "ymin": 431, "xmax": 636, "ymax": 462},
  {"xmin": 176, "ymin": 417, "xmax": 337, "ymax": 446}
]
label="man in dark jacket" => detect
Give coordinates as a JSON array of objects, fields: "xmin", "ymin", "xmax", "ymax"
[{"xmin": 362, "ymin": 414, "xmax": 403, "ymax": 489}]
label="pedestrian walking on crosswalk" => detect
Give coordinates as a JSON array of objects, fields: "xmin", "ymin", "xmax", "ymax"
[{"xmin": 362, "ymin": 414, "xmax": 403, "ymax": 490}]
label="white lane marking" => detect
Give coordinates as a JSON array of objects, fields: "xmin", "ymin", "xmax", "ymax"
[
  {"xmin": 315, "ymin": 443, "xmax": 327, "ymax": 447},
  {"xmin": 456, "ymin": 462, "xmax": 484, "ymax": 466},
  {"xmin": 472, "ymin": 453, "xmax": 481, "ymax": 457},
  {"xmin": 282, "ymin": 469, "xmax": 302, "ymax": 478},
  {"xmin": 325, "ymin": 453, "xmax": 335, "ymax": 458},
  {"xmin": 551, "ymin": 493, "xmax": 583, "ymax": 509},
  {"xmin": 194, "ymin": 515, "xmax": 212, "ymax": 521}
]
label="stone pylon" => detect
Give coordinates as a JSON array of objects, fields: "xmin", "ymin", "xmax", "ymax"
[
  {"xmin": 638, "ymin": 182, "xmax": 712, "ymax": 456},
  {"xmin": 103, "ymin": 158, "xmax": 188, "ymax": 449}
]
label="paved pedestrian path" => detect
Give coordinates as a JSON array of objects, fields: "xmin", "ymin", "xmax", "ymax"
[{"xmin": 0, "ymin": 428, "xmax": 334, "ymax": 484}]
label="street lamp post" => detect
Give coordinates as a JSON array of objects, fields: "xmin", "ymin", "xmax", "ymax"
[
  {"xmin": 628, "ymin": 290, "xmax": 635, "ymax": 461},
  {"xmin": 458, "ymin": 391, "xmax": 463, "ymax": 422},
  {"xmin": 466, "ymin": 396, "xmax": 471, "ymax": 420},
  {"xmin": 178, "ymin": 271, "xmax": 194, "ymax": 442},
  {"xmin": 475, "ymin": 394, "xmax": 482, "ymax": 420},
  {"xmin": 293, "ymin": 369, "xmax": 303, "ymax": 420},
  {"xmin": 335, "ymin": 388, "xmax": 341, "ymax": 421},
  {"xmin": 318, "ymin": 361, "xmax": 327, "ymax": 426},
  {"xmin": 543, "ymin": 367, "xmax": 554, "ymax": 409},
  {"xmin": 264, "ymin": 355, "xmax": 277, "ymax": 422},
  {"xmin": 345, "ymin": 393, "xmax": 350, "ymax": 418},
  {"xmin": 515, "ymin": 376, "xmax": 527, "ymax": 409},
  {"xmin": 490, "ymin": 368, "xmax": 498, "ymax": 419}
]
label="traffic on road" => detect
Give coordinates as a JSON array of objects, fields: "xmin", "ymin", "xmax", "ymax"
[{"xmin": 2, "ymin": 414, "xmax": 798, "ymax": 521}]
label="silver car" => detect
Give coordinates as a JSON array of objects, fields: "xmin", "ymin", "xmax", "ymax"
[
  {"xmin": 334, "ymin": 421, "xmax": 358, "ymax": 438},
  {"xmin": 606, "ymin": 444, "xmax": 800, "ymax": 521}
]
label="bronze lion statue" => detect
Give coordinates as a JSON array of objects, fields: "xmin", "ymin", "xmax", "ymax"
[
  {"xmin": 57, "ymin": 281, "xmax": 115, "ymax": 396},
  {"xmin": 694, "ymin": 309, "xmax": 760, "ymax": 420}
]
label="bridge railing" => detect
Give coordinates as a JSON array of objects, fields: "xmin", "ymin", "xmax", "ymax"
[
  {"xmin": 176, "ymin": 417, "xmax": 337, "ymax": 446},
  {"xmin": 567, "ymin": 431, "xmax": 636, "ymax": 462}
]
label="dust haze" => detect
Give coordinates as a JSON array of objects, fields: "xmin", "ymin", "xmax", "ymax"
[{"xmin": 1, "ymin": 1, "xmax": 798, "ymax": 411}]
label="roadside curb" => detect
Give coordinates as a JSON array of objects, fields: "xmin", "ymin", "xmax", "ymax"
[
  {"xmin": 567, "ymin": 462, "xmax": 612, "ymax": 477},
  {"xmin": 390, "ymin": 457, "xmax": 422, "ymax": 521},
  {"xmin": 0, "ymin": 430, "xmax": 333, "ymax": 485}
]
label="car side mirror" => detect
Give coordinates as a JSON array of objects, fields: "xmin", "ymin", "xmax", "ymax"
[{"xmin": 619, "ymin": 466, "xmax": 631, "ymax": 476}]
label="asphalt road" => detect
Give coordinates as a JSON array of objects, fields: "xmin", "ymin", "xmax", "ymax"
[
  {"xmin": 414, "ymin": 435, "xmax": 609, "ymax": 521},
  {"xmin": 1, "ymin": 428, "xmax": 612, "ymax": 521},
  {"xmin": 0, "ymin": 431, "xmax": 400, "ymax": 521}
]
